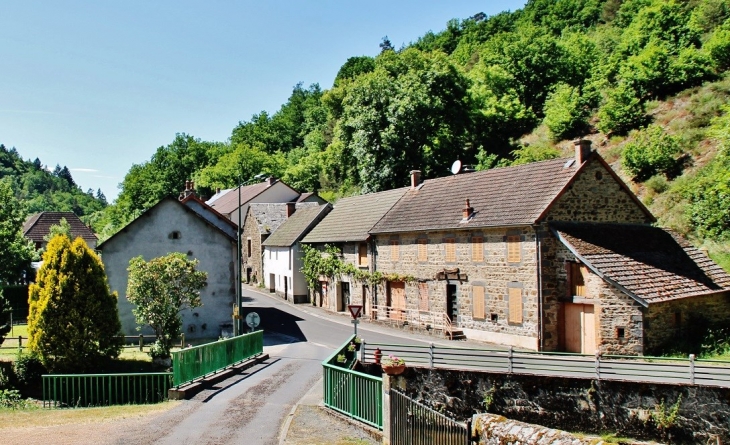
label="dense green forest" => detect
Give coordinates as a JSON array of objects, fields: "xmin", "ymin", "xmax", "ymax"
[{"xmin": 4, "ymin": 0, "xmax": 730, "ymax": 268}]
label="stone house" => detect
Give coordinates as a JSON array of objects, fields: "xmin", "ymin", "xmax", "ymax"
[
  {"xmin": 98, "ymin": 185, "xmax": 239, "ymax": 339},
  {"xmin": 241, "ymin": 202, "xmax": 320, "ymax": 285},
  {"xmin": 300, "ymin": 187, "xmax": 407, "ymax": 314},
  {"xmin": 368, "ymin": 140, "xmax": 730, "ymax": 355},
  {"xmin": 23, "ymin": 211, "xmax": 98, "ymax": 250},
  {"xmin": 261, "ymin": 204, "xmax": 332, "ymax": 303}
]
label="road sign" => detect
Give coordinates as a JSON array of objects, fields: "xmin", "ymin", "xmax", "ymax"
[
  {"xmin": 245, "ymin": 312, "xmax": 260, "ymax": 329},
  {"xmin": 348, "ymin": 305, "xmax": 363, "ymax": 319}
]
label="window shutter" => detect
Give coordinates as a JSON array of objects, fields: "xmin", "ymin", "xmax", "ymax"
[
  {"xmin": 473, "ymin": 286, "xmax": 485, "ymax": 319},
  {"xmin": 508, "ymin": 287, "xmax": 523, "ymax": 324},
  {"xmin": 445, "ymin": 238, "xmax": 456, "ymax": 262},
  {"xmin": 417, "ymin": 239, "xmax": 428, "ymax": 262},
  {"xmin": 390, "ymin": 240, "xmax": 399, "ymax": 261},
  {"xmin": 358, "ymin": 243, "xmax": 368, "ymax": 266},
  {"xmin": 472, "ymin": 236, "xmax": 484, "ymax": 262},
  {"xmin": 507, "ymin": 235, "xmax": 521, "ymax": 263}
]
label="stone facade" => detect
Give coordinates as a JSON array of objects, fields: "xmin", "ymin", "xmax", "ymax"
[
  {"xmin": 644, "ymin": 293, "xmax": 730, "ymax": 354},
  {"xmin": 241, "ymin": 210, "xmax": 265, "ymax": 285},
  {"xmin": 373, "ymin": 227, "xmax": 540, "ymax": 349}
]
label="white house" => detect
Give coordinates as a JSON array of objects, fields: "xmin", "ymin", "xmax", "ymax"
[{"xmin": 262, "ymin": 204, "xmax": 331, "ymax": 303}]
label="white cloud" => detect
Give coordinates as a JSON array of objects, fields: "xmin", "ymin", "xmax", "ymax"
[{"xmin": 70, "ymin": 168, "xmax": 99, "ymax": 173}]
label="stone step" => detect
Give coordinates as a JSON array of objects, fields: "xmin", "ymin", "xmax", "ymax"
[{"xmin": 449, "ymin": 330, "xmax": 467, "ymax": 340}]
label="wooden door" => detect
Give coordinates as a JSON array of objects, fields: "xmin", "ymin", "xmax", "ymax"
[
  {"xmin": 389, "ymin": 282, "xmax": 406, "ymax": 321},
  {"xmin": 564, "ymin": 303, "xmax": 596, "ymax": 354},
  {"xmin": 269, "ymin": 274, "xmax": 276, "ymax": 293}
]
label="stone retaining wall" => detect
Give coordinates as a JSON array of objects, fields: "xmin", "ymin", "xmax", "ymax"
[{"xmin": 474, "ymin": 414, "xmax": 611, "ymax": 445}]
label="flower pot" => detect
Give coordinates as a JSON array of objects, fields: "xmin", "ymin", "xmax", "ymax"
[{"xmin": 382, "ymin": 364, "xmax": 406, "ymax": 376}]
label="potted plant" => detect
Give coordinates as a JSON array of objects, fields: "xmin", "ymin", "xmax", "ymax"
[
  {"xmin": 381, "ymin": 354, "xmax": 406, "ymax": 375},
  {"xmin": 336, "ymin": 353, "xmax": 347, "ymax": 365},
  {"xmin": 347, "ymin": 342, "xmax": 357, "ymax": 358},
  {"xmin": 353, "ymin": 337, "xmax": 362, "ymax": 350}
]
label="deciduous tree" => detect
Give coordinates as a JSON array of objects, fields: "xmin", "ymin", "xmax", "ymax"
[{"xmin": 0, "ymin": 178, "xmax": 34, "ymax": 285}]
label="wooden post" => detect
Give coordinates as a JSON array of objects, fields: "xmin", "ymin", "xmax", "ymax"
[
  {"xmin": 139, "ymin": 334, "xmax": 144, "ymax": 351},
  {"xmin": 181, "ymin": 333, "xmax": 185, "ymax": 348},
  {"xmin": 18, "ymin": 335, "xmax": 22, "ymax": 351}
]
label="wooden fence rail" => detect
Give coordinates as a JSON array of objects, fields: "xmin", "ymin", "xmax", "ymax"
[{"xmin": 361, "ymin": 342, "xmax": 730, "ymax": 388}]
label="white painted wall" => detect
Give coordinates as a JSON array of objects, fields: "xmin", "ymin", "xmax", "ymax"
[
  {"xmin": 262, "ymin": 243, "xmax": 309, "ymax": 302},
  {"xmin": 100, "ymin": 199, "xmax": 237, "ymax": 339}
]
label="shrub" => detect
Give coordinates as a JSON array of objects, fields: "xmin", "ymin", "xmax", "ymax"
[
  {"xmin": 645, "ymin": 174, "xmax": 669, "ymax": 194},
  {"xmin": 622, "ymin": 125, "xmax": 682, "ymax": 180},
  {"xmin": 542, "ymin": 83, "xmax": 589, "ymax": 141},
  {"xmin": 705, "ymin": 26, "xmax": 730, "ymax": 72},
  {"xmin": 598, "ymin": 82, "xmax": 647, "ymax": 135},
  {"xmin": 13, "ymin": 352, "xmax": 46, "ymax": 388},
  {"xmin": 0, "ymin": 389, "xmax": 24, "ymax": 409}
]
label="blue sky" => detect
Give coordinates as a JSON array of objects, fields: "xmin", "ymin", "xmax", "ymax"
[{"xmin": 0, "ymin": 1, "xmax": 526, "ymax": 201}]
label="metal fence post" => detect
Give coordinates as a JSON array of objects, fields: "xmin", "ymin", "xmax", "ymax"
[
  {"xmin": 508, "ymin": 346, "xmax": 513, "ymax": 374},
  {"xmin": 429, "ymin": 342, "xmax": 434, "ymax": 369},
  {"xmin": 18, "ymin": 335, "xmax": 22, "ymax": 351},
  {"xmin": 361, "ymin": 341, "xmax": 366, "ymax": 362},
  {"xmin": 689, "ymin": 354, "xmax": 696, "ymax": 385},
  {"xmin": 139, "ymin": 334, "xmax": 144, "ymax": 351},
  {"xmin": 595, "ymin": 351, "xmax": 601, "ymax": 381}
]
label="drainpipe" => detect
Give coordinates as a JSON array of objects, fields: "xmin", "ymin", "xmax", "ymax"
[{"xmin": 534, "ymin": 225, "xmax": 544, "ymax": 351}]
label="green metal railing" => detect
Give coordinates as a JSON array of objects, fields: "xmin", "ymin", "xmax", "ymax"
[
  {"xmin": 323, "ymin": 335, "xmax": 383, "ymax": 429},
  {"xmin": 42, "ymin": 372, "xmax": 173, "ymax": 408},
  {"xmin": 172, "ymin": 331, "xmax": 264, "ymax": 387}
]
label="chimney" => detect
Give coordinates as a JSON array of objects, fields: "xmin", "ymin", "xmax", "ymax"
[
  {"xmin": 410, "ymin": 170, "xmax": 421, "ymax": 189},
  {"xmin": 216, "ymin": 187, "xmax": 221, "ymax": 194},
  {"xmin": 574, "ymin": 139, "xmax": 592, "ymax": 164},
  {"xmin": 286, "ymin": 202, "xmax": 296, "ymax": 218},
  {"xmin": 266, "ymin": 177, "xmax": 276, "ymax": 186},
  {"xmin": 462, "ymin": 198, "xmax": 474, "ymax": 220},
  {"xmin": 179, "ymin": 180, "xmax": 194, "ymax": 200}
]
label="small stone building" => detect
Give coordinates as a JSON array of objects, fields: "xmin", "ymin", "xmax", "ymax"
[
  {"xmin": 98, "ymin": 188, "xmax": 239, "ymax": 339},
  {"xmin": 301, "ymin": 187, "xmax": 407, "ymax": 314},
  {"xmin": 367, "ymin": 140, "xmax": 730, "ymax": 355}
]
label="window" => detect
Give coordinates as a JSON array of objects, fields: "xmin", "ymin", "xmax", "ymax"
[
  {"xmin": 170, "ymin": 231, "xmax": 181, "ymax": 240},
  {"xmin": 418, "ymin": 282, "xmax": 429, "ymax": 311},
  {"xmin": 508, "ymin": 287, "xmax": 523, "ymax": 324},
  {"xmin": 445, "ymin": 238, "xmax": 456, "ymax": 262},
  {"xmin": 289, "ymin": 249, "xmax": 292, "ymax": 270},
  {"xmin": 569, "ymin": 263, "xmax": 587, "ymax": 297},
  {"xmin": 472, "ymin": 285, "xmax": 485, "ymax": 320},
  {"xmin": 247, "ymin": 238, "xmax": 252, "ymax": 258},
  {"xmin": 358, "ymin": 243, "xmax": 368, "ymax": 267},
  {"xmin": 390, "ymin": 240, "xmax": 399, "ymax": 261},
  {"xmin": 617, "ymin": 327, "xmax": 625, "ymax": 339},
  {"xmin": 417, "ymin": 238, "xmax": 428, "ymax": 262},
  {"xmin": 491, "ymin": 313, "xmax": 498, "ymax": 322},
  {"xmin": 507, "ymin": 235, "xmax": 520, "ymax": 263},
  {"xmin": 472, "ymin": 236, "xmax": 484, "ymax": 262}
]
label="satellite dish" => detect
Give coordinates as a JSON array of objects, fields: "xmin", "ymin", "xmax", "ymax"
[{"xmin": 451, "ymin": 160, "xmax": 462, "ymax": 175}]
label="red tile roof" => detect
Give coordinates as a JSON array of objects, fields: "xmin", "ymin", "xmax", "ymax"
[
  {"xmin": 23, "ymin": 212, "xmax": 97, "ymax": 244},
  {"xmin": 552, "ymin": 223, "xmax": 730, "ymax": 305},
  {"xmin": 207, "ymin": 181, "xmax": 272, "ymax": 215},
  {"xmin": 371, "ymin": 157, "xmax": 583, "ymax": 233}
]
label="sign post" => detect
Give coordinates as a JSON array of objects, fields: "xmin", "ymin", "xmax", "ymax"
[
  {"xmin": 245, "ymin": 312, "xmax": 260, "ymax": 332},
  {"xmin": 348, "ymin": 304, "xmax": 362, "ymax": 337}
]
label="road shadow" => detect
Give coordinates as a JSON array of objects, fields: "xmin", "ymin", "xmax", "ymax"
[
  {"xmin": 198, "ymin": 358, "xmax": 281, "ymax": 403},
  {"xmin": 241, "ymin": 307, "xmax": 307, "ymax": 344}
]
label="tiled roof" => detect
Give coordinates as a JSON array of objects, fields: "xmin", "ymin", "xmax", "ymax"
[
  {"xmin": 23, "ymin": 212, "xmax": 97, "ymax": 243},
  {"xmin": 370, "ymin": 157, "xmax": 582, "ymax": 234},
  {"xmin": 262, "ymin": 204, "xmax": 332, "ymax": 247},
  {"xmin": 180, "ymin": 195, "xmax": 239, "ymax": 239},
  {"xmin": 302, "ymin": 187, "xmax": 408, "ymax": 243},
  {"xmin": 206, "ymin": 181, "xmax": 272, "ymax": 215},
  {"xmin": 249, "ymin": 202, "xmax": 319, "ymax": 235},
  {"xmin": 552, "ymin": 223, "xmax": 730, "ymax": 305}
]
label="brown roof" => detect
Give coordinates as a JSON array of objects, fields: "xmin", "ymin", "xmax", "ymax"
[
  {"xmin": 552, "ymin": 223, "xmax": 730, "ymax": 305},
  {"xmin": 262, "ymin": 204, "xmax": 332, "ymax": 247},
  {"xmin": 302, "ymin": 187, "xmax": 408, "ymax": 243},
  {"xmin": 371, "ymin": 157, "xmax": 584, "ymax": 234},
  {"xmin": 206, "ymin": 181, "xmax": 271, "ymax": 215},
  {"xmin": 23, "ymin": 212, "xmax": 97, "ymax": 244}
]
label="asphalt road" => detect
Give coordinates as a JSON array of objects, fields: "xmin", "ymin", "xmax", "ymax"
[{"xmin": 107, "ymin": 287, "xmax": 438, "ymax": 445}]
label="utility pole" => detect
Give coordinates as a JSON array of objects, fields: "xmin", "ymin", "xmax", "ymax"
[{"xmin": 235, "ymin": 173, "xmax": 243, "ymax": 336}]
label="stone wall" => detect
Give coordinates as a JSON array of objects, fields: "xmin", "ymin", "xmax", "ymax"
[
  {"xmin": 473, "ymin": 414, "xmax": 615, "ymax": 445},
  {"xmin": 644, "ymin": 292, "xmax": 730, "ymax": 354},
  {"xmin": 374, "ymin": 227, "xmax": 540, "ymax": 349},
  {"xmin": 242, "ymin": 211, "xmax": 263, "ymax": 285},
  {"xmin": 396, "ymin": 367, "xmax": 730, "ymax": 444}
]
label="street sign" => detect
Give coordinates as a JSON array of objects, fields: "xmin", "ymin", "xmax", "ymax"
[
  {"xmin": 245, "ymin": 312, "xmax": 260, "ymax": 329},
  {"xmin": 348, "ymin": 304, "xmax": 363, "ymax": 319}
]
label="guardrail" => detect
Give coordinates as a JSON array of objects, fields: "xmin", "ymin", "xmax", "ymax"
[
  {"xmin": 361, "ymin": 342, "xmax": 730, "ymax": 388},
  {"xmin": 42, "ymin": 372, "xmax": 173, "ymax": 408},
  {"xmin": 323, "ymin": 335, "xmax": 383, "ymax": 429},
  {"xmin": 172, "ymin": 330, "xmax": 263, "ymax": 387}
]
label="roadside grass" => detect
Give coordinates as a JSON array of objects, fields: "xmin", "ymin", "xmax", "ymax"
[{"xmin": 0, "ymin": 401, "xmax": 180, "ymax": 429}]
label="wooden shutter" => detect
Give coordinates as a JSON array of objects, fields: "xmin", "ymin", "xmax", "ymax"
[
  {"xmin": 571, "ymin": 263, "xmax": 586, "ymax": 297},
  {"xmin": 445, "ymin": 238, "xmax": 456, "ymax": 262},
  {"xmin": 417, "ymin": 239, "xmax": 428, "ymax": 262},
  {"xmin": 507, "ymin": 235, "xmax": 521, "ymax": 263},
  {"xmin": 473, "ymin": 286, "xmax": 485, "ymax": 320},
  {"xmin": 418, "ymin": 282, "xmax": 429, "ymax": 311},
  {"xmin": 358, "ymin": 243, "xmax": 368, "ymax": 266},
  {"xmin": 508, "ymin": 287, "xmax": 523, "ymax": 324},
  {"xmin": 390, "ymin": 240, "xmax": 399, "ymax": 261},
  {"xmin": 472, "ymin": 236, "xmax": 484, "ymax": 262}
]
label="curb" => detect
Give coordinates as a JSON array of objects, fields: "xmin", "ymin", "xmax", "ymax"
[
  {"xmin": 168, "ymin": 353, "xmax": 270, "ymax": 400},
  {"xmin": 278, "ymin": 376, "xmax": 323, "ymax": 445}
]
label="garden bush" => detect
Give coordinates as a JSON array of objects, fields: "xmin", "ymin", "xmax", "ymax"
[{"xmin": 13, "ymin": 352, "xmax": 46, "ymax": 388}]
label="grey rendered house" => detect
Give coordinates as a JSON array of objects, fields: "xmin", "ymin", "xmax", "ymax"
[
  {"xmin": 368, "ymin": 140, "xmax": 730, "ymax": 355},
  {"xmin": 301, "ymin": 187, "xmax": 407, "ymax": 314},
  {"xmin": 98, "ymin": 187, "xmax": 239, "ymax": 339}
]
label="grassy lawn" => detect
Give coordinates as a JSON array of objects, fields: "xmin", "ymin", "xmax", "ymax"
[{"xmin": 0, "ymin": 401, "xmax": 180, "ymax": 429}]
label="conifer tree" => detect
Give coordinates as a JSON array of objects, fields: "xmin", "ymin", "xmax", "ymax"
[{"xmin": 27, "ymin": 235, "xmax": 123, "ymax": 372}]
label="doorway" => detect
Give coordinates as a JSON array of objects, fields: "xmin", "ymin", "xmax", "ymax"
[
  {"xmin": 339, "ymin": 282, "xmax": 350, "ymax": 312},
  {"xmin": 564, "ymin": 303, "xmax": 596, "ymax": 354},
  {"xmin": 269, "ymin": 273, "xmax": 275, "ymax": 293},
  {"xmin": 446, "ymin": 284, "xmax": 458, "ymax": 323},
  {"xmin": 388, "ymin": 281, "xmax": 406, "ymax": 320}
]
